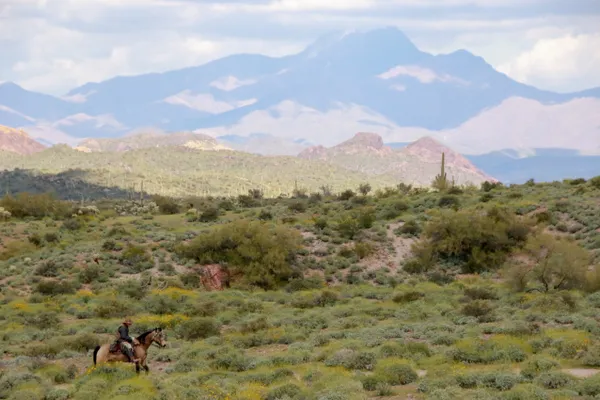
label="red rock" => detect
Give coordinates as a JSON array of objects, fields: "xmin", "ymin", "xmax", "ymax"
[{"xmin": 0, "ymin": 125, "xmax": 46, "ymax": 155}]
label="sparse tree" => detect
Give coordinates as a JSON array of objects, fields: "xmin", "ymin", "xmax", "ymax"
[
  {"xmin": 507, "ymin": 233, "xmax": 591, "ymax": 292},
  {"xmin": 358, "ymin": 183, "xmax": 372, "ymax": 196},
  {"xmin": 320, "ymin": 185, "xmax": 333, "ymax": 197}
]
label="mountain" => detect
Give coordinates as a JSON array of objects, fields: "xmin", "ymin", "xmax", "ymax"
[
  {"xmin": 0, "ymin": 145, "xmax": 401, "ymax": 198},
  {"xmin": 1, "ymin": 26, "xmax": 599, "ymax": 159},
  {"xmin": 75, "ymin": 131, "xmax": 231, "ymax": 153},
  {"xmin": 467, "ymin": 149, "xmax": 600, "ymax": 184},
  {"xmin": 298, "ymin": 132, "xmax": 495, "ymax": 186},
  {"xmin": 217, "ymin": 133, "xmax": 311, "ymax": 156},
  {"xmin": 0, "ymin": 124, "xmax": 46, "ymax": 155}
]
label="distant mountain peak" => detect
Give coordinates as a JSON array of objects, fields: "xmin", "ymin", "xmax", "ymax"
[
  {"xmin": 0, "ymin": 124, "xmax": 46, "ymax": 155},
  {"xmin": 402, "ymin": 135, "xmax": 497, "ymax": 182},
  {"xmin": 340, "ymin": 132, "xmax": 387, "ymax": 150}
]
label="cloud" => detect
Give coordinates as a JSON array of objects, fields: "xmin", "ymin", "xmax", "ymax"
[
  {"xmin": 0, "ymin": 0, "xmax": 599, "ymax": 94},
  {"xmin": 497, "ymin": 33, "xmax": 600, "ymax": 92}
]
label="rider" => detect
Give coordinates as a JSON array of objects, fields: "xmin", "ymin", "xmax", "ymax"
[{"xmin": 117, "ymin": 318, "xmax": 139, "ymax": 363}]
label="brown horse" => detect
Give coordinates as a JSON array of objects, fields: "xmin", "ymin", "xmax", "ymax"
[{"xmin": 93, "ymin": 327, "xmax": 167, "ymax": 373}]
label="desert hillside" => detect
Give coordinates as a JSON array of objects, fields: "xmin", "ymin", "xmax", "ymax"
[{"xmin": 0, "ymin": 124, "xmax": 46, "ymax": 155}]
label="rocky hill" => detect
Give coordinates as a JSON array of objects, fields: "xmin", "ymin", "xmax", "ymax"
[
  {"xmin": 75, "ymin": 131, "xmax": 232, "ymax": 153},
  {"xmin": 299, "ymin": 133, "xmax": 496, "ymax": 186},
  {"xmin": 0, "ymin": 125, "xmax": 46, "ymax": 155}
]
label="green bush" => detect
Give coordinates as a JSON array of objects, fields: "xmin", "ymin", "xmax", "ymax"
[
  {"xmin": 177, "ymin": 220, "xmax": 303, "ymax": 289},
  {"xmin": 152, "ymin": 195, "xmax": 180, "ymax": 214},
  {"xmin": 34, "ymin": 280, "xmax": 77, "ymax": 296},
  {"xmin": 199, "ymin": 207, "xmax": 220, "ymax": 222},
  {"xmin": 0, "ymin": 193, "xmax": 72, "ymax": 219},
  {"xmin": 375, "ymin": 362, "xmax": 418, "ymax": 385},
  {"xmin": 535, "ymin": 371, "xmax": 572, "ymax": 389},
  {"xmin": 408, "ymin": 207, "xmax": 530, "ymax": 273},
  {"xmin": 177, "ymin": 317, "xmax": 221, "ymax": 340},
  {"xmin": 265, "ymin": 383, "xmax": 303, "ymax": 400}
]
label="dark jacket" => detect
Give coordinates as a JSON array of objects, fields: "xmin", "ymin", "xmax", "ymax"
[{"xmin": 118, "ymin": 325, "xmax": 134, "ymax": 344}]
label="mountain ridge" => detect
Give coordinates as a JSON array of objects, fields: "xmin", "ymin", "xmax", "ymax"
[
  {"xmin": 1, "ymin": 26, "xmax": 599, "ymax": 158},
  {"xmin": 0, "ymin": 124, "xmax": 47, "ymax": 155}
]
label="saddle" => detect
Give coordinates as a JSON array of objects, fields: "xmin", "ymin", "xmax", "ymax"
[
  {"xmin": 109, "ymin": 341, "xmax": 122, "ymax": 354},
  {"xmin": 109, "ymin": 330, "xmax": 125, "ymax": 354}
]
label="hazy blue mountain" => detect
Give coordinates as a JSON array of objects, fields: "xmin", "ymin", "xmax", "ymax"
[
  {"xmin": 0, "ymin": 26, "xmax": 599, "ymax": 154},
  {"xmin": 467, "ymin": 150, "xmax": 600, "ymax": 184}
]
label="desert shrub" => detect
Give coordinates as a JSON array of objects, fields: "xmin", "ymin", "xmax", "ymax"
[
  {"xmin": 117, "ymin": 279, "xmax": 149, "ymax": 300},
  {"xmin": 378, "ymin": 200, "xmax": 409, "ymax": 220},
  {"xmin": 314, "ymin": 290, "xmax": 340, "ymax": 307},
  {"xmin": 535, "ymin": 371, "xmax": 572, "ymax": 389},
  {"xmin": 198, "ymin": 207, "xmax": 219, "ymax": 222},
  {"xmin": 481, "ymin": 181, "xmax": 501, "ymax": 192},
  {"xmin": 258, "ymin": 209, "xmax": 273, "ymax": 220},
  {"xmin": 144, "ymin": 294, "xmax": 179, "ymax": 315},
  {"xmin": 464, "ymin": 286, "xmax": 498, "ymax": 300},
  {"xmin": 152, "ymin": 195, "xmax": 180, "ymax": 214},
  {"xmin": 94, "ymin": 298, "xmax": 132, "ymax": 318},
  {"xmin": 336, "ymin": 216, "xmax": 360, "ymax": 239},
  {"xmin": 580, "ymin": 373, "xmax": 600, "ymax": 396},
  {"xmin": 325, "ymin": 349, "xmax": 377, "ymax": 370},
  {"xmin": 506, "ymin": 234, "xmax": 592, "ymax": 293},
  {"xmin": 177, "ymin": 317, "xmax": 221, "ymax": 340},
  {"xmin": 407, "ymin": 207, "xmax": 530, "ymax": 273},
  {"xmin": 179, "ymin": 272, "xmax": 201, "ymax": 289},
  {"xmin": 590, "ymin": 176, "xmax": 600, "ymax": 189},
  {"xmin": 44, "ymin": 232, "xmax": 60, "ymax": 243},
  {"xmin": 120, "ymin": 244, "xmax": 152, "ymax": 272},
  {"xmin": 313, "ymin": 217, "xmax": 327, "ymax": 230},
  {"xmin": 288, "ymin": 201, "xmax": 307, "ymax": 213},
  {"xmin": 582, "ymin": 345, "xmax": 600, "ymax": 367},
  {"xmin": 78, "ymin": 264, "xmax": 102, "ymax": 284},
  {"xmin": 395, "ymin": 219, "xmax": 421, "ymax": 237},
  {"xmin": 461, "ymin": 300, "xmax": 495, "ymax": 322},
  {"xmin": 0, "ymin": 192, "xmax": 72, "ymax": 219},
  {"xmin": 285, "ymin": 276, "xmax": 325, "ymax": 292},
  {"xmin": 34, "ymin": 260, "xmax": 61, "ymax": 277},
  {"xmin": 28, "ymin": 233, "xmax": 42, "ymax": 247},
  {"xmin": 354, "ymin": 242, "xmax": 375, "ymax": 259},
  {"xmin": 379, "ymin": 342, "xmax": 431, "ymax": 360},
  {"xmin": 265, "ymin": 383, "xmax": 302, "ymax": 400},
  {"xmin": 62, "ymin": 218, "xmax": 82, "ymax": 231},
  {"xmin": 339, "ymin": 189, "xmax": 355, "ymax": 201},
  {"xmin": 177, "ymin": 220, "xmax": 303, "ymax": 289},
  {"xmin": 375, "ymin": 362, "xmax": 418, "ymax": 385},
  {"xmin": 101, "ymin": 239, "xmax": 121, "ymax": 251},
  {"xmin": 450, "ymin": 338, "xmax": 528, "ymax": 364},
  {"xmin": 438, "ymin": 195, "xmax": 460, "ymax": 208},
  {"xmin": 392, "ymin": 291, "xmax": 425, "ymax": 303},
  {"xmin": 25, "ymin": 311, "xmax": 60, "ymax": 329},
  {"xmin": 34, "ymin": 280, "xmax": 77, "ymax": 296},
  {"xmin": 480, "ymin": 193, "xmax": 493, "ymax": 202}
]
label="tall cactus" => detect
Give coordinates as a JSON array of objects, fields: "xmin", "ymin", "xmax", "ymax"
[{"xmin": 432, "ymin": 151, "xmax": 449, "ymax": 191}]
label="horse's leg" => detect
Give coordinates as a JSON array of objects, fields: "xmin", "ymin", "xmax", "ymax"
[{"xmin": 140, "ymin": 355, "xmax": 149, "ymax": 374}]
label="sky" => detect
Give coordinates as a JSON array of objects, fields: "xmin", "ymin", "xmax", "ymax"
[{"xmin": 1, "ymin": 0, "xmax": 599, "ymax": 95}]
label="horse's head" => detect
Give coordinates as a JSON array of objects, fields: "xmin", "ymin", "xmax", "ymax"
[{"xmin": 151, "ymin": 328, "xmax": 168, "ymax": 348}]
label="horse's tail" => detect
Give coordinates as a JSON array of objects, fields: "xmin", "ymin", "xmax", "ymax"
[{"xmin": 93, "ymin": 345, "xmax": 100, "ymax": 365}]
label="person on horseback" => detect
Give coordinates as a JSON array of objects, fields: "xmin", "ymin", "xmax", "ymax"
[{"xmin": 117, "ymin": 318, "xmax": 140, "ymax": 363}]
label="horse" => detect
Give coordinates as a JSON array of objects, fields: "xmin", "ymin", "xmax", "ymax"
[{"xmin": 93, "ymin": 327, "xmax": 167, "ymax": 373}]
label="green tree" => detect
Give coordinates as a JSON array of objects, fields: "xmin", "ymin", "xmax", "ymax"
[
  {"xmin": 177, "ymin": 220, "xmax": 303, "ymax": 290},
  {"xmin": 511, "ymin": 233, "xmax": 592, "ymax": 292},
  {"xmin": 358, "ymin": 183, "xmax": 372, "ymax": 196}
]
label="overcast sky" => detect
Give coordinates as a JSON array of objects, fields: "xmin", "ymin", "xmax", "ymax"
[{"xmin": 1, "ymin": 0, "xmax": 599, "ymax": 95}]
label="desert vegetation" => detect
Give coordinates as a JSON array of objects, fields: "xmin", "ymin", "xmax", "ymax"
[{"xmin": 0, "ymin": 176, "xmax": 599, "ymax": 399}]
